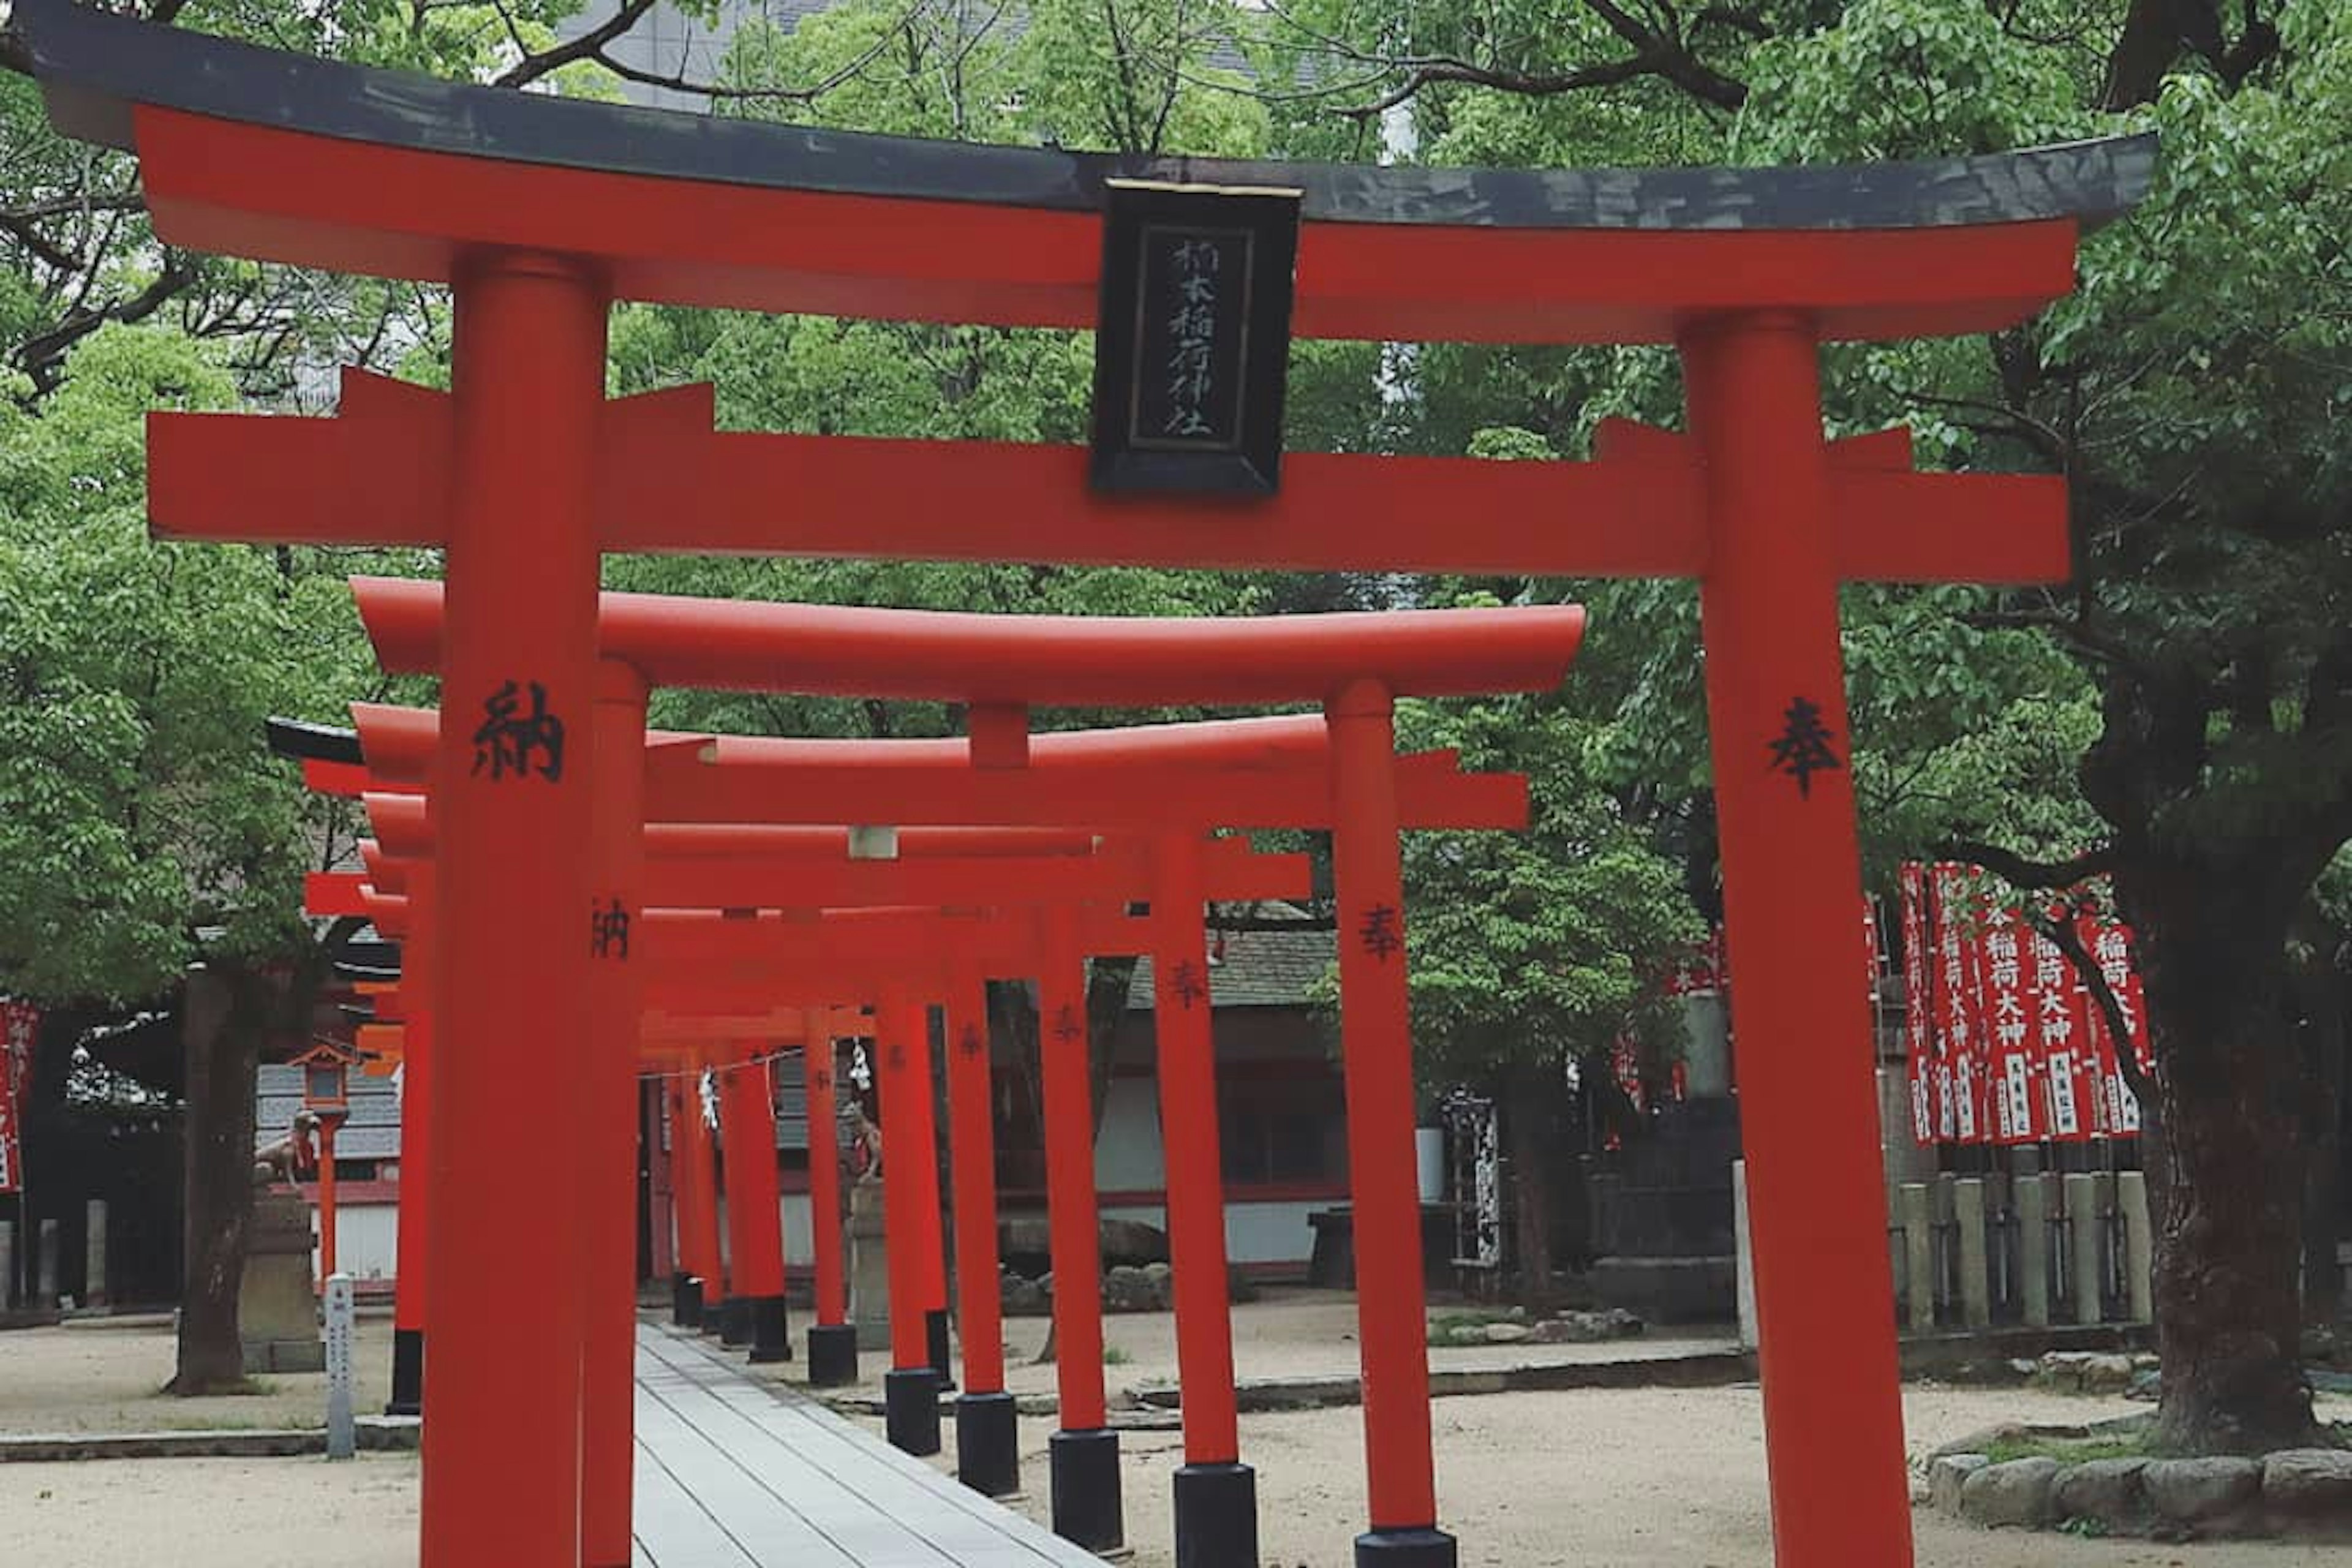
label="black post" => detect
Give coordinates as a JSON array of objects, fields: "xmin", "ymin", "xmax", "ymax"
[
  {"xmin": 1173, "ymin": 1462, "xmax": 1257, "ymax": 1568},
  {"xmin": 883, "ymin": 1367, "xmax": 941, "ymax": 1457},
  {"xmin": 955, "ymin": 1391, "xmax": 1020, "ymax": 1497},
  {"xmin": 806, "ymin": 1323, "xmax": 859, "ymax": 1388},
  {"xmin": 1049, "ymin": 1427, "xmax": 1125, "ymax": 1551},
  {"xmin": 385, "ymin": 1327, "xmax": 424, "ymax": 1417}
]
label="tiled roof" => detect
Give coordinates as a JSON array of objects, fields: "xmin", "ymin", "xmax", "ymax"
[
  {"xmin": 255, "ymin": 1063, "xmax": 403, "ymax": 1160},
  {"xmin": 1126, "ymin": 902, "xmax": 1333, "ymax": 1010}
]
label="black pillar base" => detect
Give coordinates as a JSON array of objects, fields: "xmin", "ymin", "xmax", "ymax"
[
  {"xmin": 883, "ymin": 1368, "xmax": 941, "ymax": 1457},
  {"xmin": 1173, "ymin": 1461, "xmax": 1257, "ymax": 1568},
  {"xmin": 747, "ymin": 1295, "xmax": 791, "ymax": 1364},
  {"xmin": 1355, "ymin": 1527, "xmax": 1458, "ymax": 1568},
  {"xmin": 806, "ymin": 1323, "xmax": 860, "ymax": 1388},
  {"xmin": 718, "ymin": 1297, "xmax": 752, "ymax": 1348},
  {"xmin": 384, "ymin": 1327, "xmax": 423, "ymax": 1417},
  {"xmin": 699, "ymin": 1296, "xmax": 729, "ymax": 1336},
  {"xmin": 673, "ymin": 1275, "xmax": 704, "ymax": 1330},
  {"xmin": 1049, "ymin": 1427, "xmax": 1125, "ymax": 1553},
  {"xmin": 954, "ymin": 1391, "xmax": 1020, "ymax": 1497},
  {"xmin": 925, "ymin": 1307, "xmax": 956, "ymax": 1392}
]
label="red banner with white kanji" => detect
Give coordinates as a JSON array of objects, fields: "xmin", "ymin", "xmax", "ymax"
[
  {"xmin": 1899, "ymin": 865, "xmax": 2149, "ymax": 1146},
  {"xmin": 0, "ymin": 999, "xmax": 36, "ymax": 1194}
]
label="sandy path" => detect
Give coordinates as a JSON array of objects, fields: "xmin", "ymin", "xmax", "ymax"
[
  {"xmin": 967, "ymin": 1385, "xmax": 2350, "ymax": 1568},
  {"xmin": 4, "ymin": 1306, "xmax": 2345, "ymax": 1568},
  {"xmin": 0, "ymin": 1316, "xmax": 398, "ymax": 1434}
]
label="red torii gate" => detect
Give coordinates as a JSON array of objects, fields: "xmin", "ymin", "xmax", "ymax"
[
  {"xmin": 344, "ymin": 594, "xmax": 1556, "ymax": 1564},
  {"xmin": 18, "ymin": 6, "xmax": 2154, "ymax": 1565}
]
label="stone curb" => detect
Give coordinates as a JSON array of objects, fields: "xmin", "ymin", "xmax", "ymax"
[
  {"xmin": 1926, "ymin": 1446, "xmax": 2352, "ymax": 1542},
  {"xmin": 0, "ymin": 1415, "xmax": 420, "ymax": 1463},
  {"xmin": 815, "ymin": 1346, "xmax": 1755, "ymax": 1422}
]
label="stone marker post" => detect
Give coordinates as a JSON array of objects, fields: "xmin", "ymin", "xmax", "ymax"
[
  {"xmin": 2118, "ymin": 1172, "xmax": 2154, "ymax": 1322},
  {"xmin": 325, "ymin": 1272, "xmax": 356, "ymax": 1460},
  {"xmin": 37, "ymin": 1218, "xmax": 59, "ymax": 1304},
  {"xmin": 2015, "ymin": 1175, "xmax": 2052, "ymax": 1328},
  {"xmin": 1, "ymin": 1219, "xmax": 14, "ymax": 1310},
  {"xmin": 2064, "ymin": 1173, "xmax": 2102, "ymax": 1326},
  {"xmin": 84, "ymin": 1199, "xmax": 107, "ymax": 1308},
  {"xmin": 1898, "ymin": 1184, "xmax": 1934, "ymax": 1333},
  {"xmin": 1954, "ymin": 1180, "xmax": 1991, "ymax": 1329},
  {"xmin": 1731, "ymin": 1160, "xmax": 1756, "ymax": 1351}
]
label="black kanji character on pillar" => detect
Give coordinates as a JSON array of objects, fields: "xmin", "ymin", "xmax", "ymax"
[
  {"xmin": 1359, "ymin": 903, "xmax": 1404, "ymax": 962},
  {"xmin": 589, "ymin": 896, "xmax": 630, "ymax": 960},
  {"xmin": 813, "ymin": 1068, "xmax": 832, "ymax": 1093},
  {"xmin": 1767, "ymin": 696, "xmax": 1842, "ymax": 799},
  {"xmin": 958, "ymin": 1023, "xmax": 984, "ymax": 1060},
  {"xmin": 1172, "ymin": 959, "xmax": 1208, "ymax": 1010},
  {"xmin": 1050, "ymin": 1003, "xmax": 1084, "ymax": 1044},
  {"xmin": 472, "ymin": 679, "xmax": 565, "ymax": 781},
  {"xmin": 886, "ymin": 1042, "xmax": 905, "ymax": 1071}
]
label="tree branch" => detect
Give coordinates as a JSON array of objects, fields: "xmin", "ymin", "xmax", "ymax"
[
  {"xmin": 494, "ymin": 0, "xmax": 660, "ymax": 89},
  {"xmin": 1944, "ymin": 839, "xmax": 2116, "ymax": 890},
  {"xmin": 2026, "ymin": 902, "xmax": 2158, "ymax": 1102}
]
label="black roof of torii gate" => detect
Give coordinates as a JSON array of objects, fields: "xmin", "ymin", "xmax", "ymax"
[{"xmin": 22, "ymin": 0, "xmax": 2153, "ymax": 236}]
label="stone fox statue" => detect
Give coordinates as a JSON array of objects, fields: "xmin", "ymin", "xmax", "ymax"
[{"xmin": 253, "ymin": 1110, "xmax": 320, "ymax": 1185}]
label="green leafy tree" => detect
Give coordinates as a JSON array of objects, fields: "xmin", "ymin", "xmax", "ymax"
[{"xmin": 1257, "ymin": 0, "xmax": 2348, "ymax": 1455}]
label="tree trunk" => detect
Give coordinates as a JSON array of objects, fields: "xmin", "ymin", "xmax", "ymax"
[
  {"xmin": 170, "ymin": 965, "xmax": 259, "ymax": 1395},
  {"xmin": 2296, "ymin": 949, "xmax": 2345, "ymax": 1322},
  {"xmin": 1504, "ymin": 1063, "xmax": 1556, "ymax": 1313},
  {"xmin": 2141, "ymin": 922, "xmax": 2325, "ymax": 1453}
]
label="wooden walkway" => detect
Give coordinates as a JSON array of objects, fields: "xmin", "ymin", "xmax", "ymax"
[{"xmin": 633, "ymin": 1322, "xmax": 1104, "ymax": 1568}]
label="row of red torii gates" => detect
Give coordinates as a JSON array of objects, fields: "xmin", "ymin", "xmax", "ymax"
[
  {"xmin": 300, "ymin": 581, "xmax": 1572, "ymax": 1567},
  {"xmin": 20, "ymin": 3, "xmax": 2152, "ymax": 1564}
]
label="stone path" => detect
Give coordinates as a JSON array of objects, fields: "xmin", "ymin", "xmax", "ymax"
[{"xmin": 633, "ymin": 1323, "xmax": 1101, "ymax": 1568}]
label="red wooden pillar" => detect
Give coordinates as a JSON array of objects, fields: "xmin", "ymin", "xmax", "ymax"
[
  {"xmin": 423, "ymin": 251, "xmax": 605, "ymax": 1568},
  {"xmin": 908, "ymin": 1008, "xmax": 952, "ymax": 1389},
  {"xmin": 946, "ymin": 963, "xmax": 1016, "ymax": 1495},
  {"xmin": 877, "ymin": 989, "xmax": 942, "ymax": 1455},
  {"xmin": 1327, "ymin": 681, "xmax": 1450, "ymax": 1567},
  {"xmin": 1682, "ymin": 313, "xmax": 1913, "ymax": 1562},
  {"xmin": 387, "ymin": 863, "xmax": 434, "ymax": 1417},
  {"xmin": 719, "ymin": 1055, "xmax": 791, "ymax": 1363},
  {"xmin": 1038, "ymin": 905, "xmax": 1121, "ymax": 1551},
  {"xmin": 1154, "ymin": 832, "xmax": 1257, "ymax": 1562},
  {"xmin": 582, "ymin": 660, "xmax": 646, "ymax": 1568},
  {"xmin": 801, "ymin": 1011, "xmax": 859, "ymax": 1386},
  {"xmin": 646, "ymin": 1078, "xmax": 674, "ymax": 1284},
  {"xmin": 317, "ymin": 1119, "xmax": 341, "ymax": 1283},
  {"xmin": 662, "ymin": 1075, "xmax": 709, "ymax": 1325},
  {"xmin": 681, "ymin": 1069, "xmax": 726, "ymax": 1320}
]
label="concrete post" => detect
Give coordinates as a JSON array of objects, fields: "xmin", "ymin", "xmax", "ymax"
[
  {"xmin": 36, "ymin": 1218, "xmax": 59, "ymax": 1304},
  {"xmin": 2015, "ymin": 1175, "xmax": 2052, "ymax": 1328},
  {"xmin": 1898, "ymin": 1183, "xmax": 1934, "ymax": 1333},
  {"xmin": 1954, "ymin": 1178, "xmax": 1991, "ymax": 1329},
  {"xmin": 2118, "ymin": 1171, "xmax": 2154, "ymax": 1322},
  {"xmin": 1, "ymin": 1220, "xmax": 14, "ymax": 1309},
  {"xmin": 325, "ymin": 1272, "xmax": 356, "ymax": 1461},
  {"xmin": 2064, "ymin": 1173, "xmax": 2102, "ymax": 1325},
  {"xmin": 1731, "ymin": 1159, "xmax": 1757, "ymax": 1350},
  {"xmin": 84, "ymin": 1199, "xmax": 107, "ymax": 1307}
]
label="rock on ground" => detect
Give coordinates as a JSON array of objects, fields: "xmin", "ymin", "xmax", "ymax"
[
  {"xmin": 1959, "ymin": 1457, "xmax": 2060, "ymax": 1528},
  {"xmin": 2141, "ymin": 1456, "xmax": 2262, "ymax": 1524},
  {"xmin": 2260, "ymin": 1448, "xmax": 2352, "ymax": 1516},
  {"xmin": 2049, "ymin": 1457, "xmax": 2147, "ymax": 1526},
  {"xmin": 1928, "ymin": 1454, "xmax": 1989, "ymax": 1513}
]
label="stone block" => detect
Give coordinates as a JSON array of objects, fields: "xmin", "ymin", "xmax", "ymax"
[
  {"xmin": 2078, "ymin": 1353, "xmax": 2136, "ymax": 1395},
  {"xmin": 1481, "ymin": 1322, "xmax": 1530, "ymax": 1344},
  {"xmin": 2143, "ymin": 1457, "xmax": 2261, "ymax": 1523},
  {"xmin": 2260, "ymin": 1449, "xmax": 2352, "ymax": 1516},
  {"xmin": 1929, "ymin": 1453, "xmax": 1989, "ymax": 1513},
  {"xmin": 2051, "ymin": 1457, "xmax": 2147, "ymax": 1525},
  {"xmin": 1959, "ymin": 1457, "xmax": 2060, "ymax": 1528}
]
